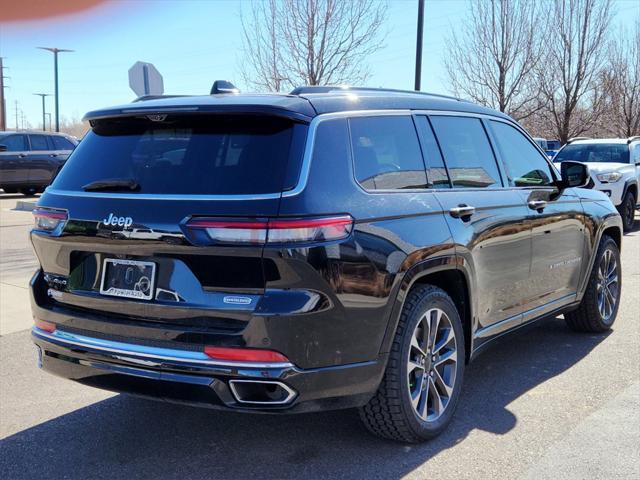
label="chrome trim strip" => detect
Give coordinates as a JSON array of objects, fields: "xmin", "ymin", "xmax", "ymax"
[
  {"xmin": 32, "ymin": 327, "xmax": 294, "ymax": 369},
  {"xmin": 49, "ymin": 108, "xmax": 514, "ymax": 201},
  {"xmin": 282, "ymin": 108, "xmax": 514, "ymax": 198},
  {"xmin": 228, "ymin": 379, "xmax": 297, "ymax": 405}
]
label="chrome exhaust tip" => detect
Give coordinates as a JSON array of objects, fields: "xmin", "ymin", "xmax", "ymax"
[{"xmin": 228, "ymin": 379, "xmax": 297, "ymax": 405}]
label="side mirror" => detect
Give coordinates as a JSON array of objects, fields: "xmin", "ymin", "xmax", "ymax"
[
  {"xmin": 559, "ymin": 161, "xmax": 590, "ymax": 188},
  {"xmin": 0, "ymin": 144, "xmax": 7, "ymax": 152}
]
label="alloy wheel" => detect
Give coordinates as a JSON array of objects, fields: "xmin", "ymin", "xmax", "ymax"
[
  {"xmin": 407, "ymin": 308, "xmax": 458, "ymax": 422},
  {"xmin": 596, "ymin": 248, "xmax": 619, "ymax": 323}
]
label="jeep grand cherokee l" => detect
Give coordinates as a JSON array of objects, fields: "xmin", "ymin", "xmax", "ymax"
[{"xmin": 30, "ymin": 86, "xmax": 623, "ymax": 442}]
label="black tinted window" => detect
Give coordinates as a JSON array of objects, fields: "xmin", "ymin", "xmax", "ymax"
[
  {"xmin": 350, "ymin": 116, "xmax": 427, "ymax": 190},
  {"xmin": 415, "ymin": 116, "xmax": 451, "ymax": 188},
  {"xmin": 0, "ymin": 134, "xmax": 27, "ymax": 151},
  {"xmin": 29, "ymin": 135, "xmax": 49, "ymax": 150},
  {"xmin": 429, "ymin": 116, "xmax": 501, "ymax": 188},
  {"xmin": 490, "ymin": 121, "xmax": 553, "ymax": 187},
  {"xmin": 554, "ymin": 143, "xmax": 630, "ymax": 164},
  {"xmin": 52, "ymin": 115, "xmax": 302, "ymax": 195},
  {"xmin": 50, "ymin": 136, "xmax": 75, "ymax": 150}
]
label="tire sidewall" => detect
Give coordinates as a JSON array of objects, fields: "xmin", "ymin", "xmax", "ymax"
[
  {"xmin": 622, "ymin": 193, "xmax": 635, "ymax": 231},
  {"xmin": 398, "ymin": 290, "xmax": 465, "ymax": 438}
]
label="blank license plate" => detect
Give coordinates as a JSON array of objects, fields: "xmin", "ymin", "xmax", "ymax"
[{"xmin": 100, "ymin": 258, "xmax": 156, "ymax": 300}]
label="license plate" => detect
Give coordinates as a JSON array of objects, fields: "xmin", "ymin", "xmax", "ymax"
[{"xmin": 99, "ymin": 258, "xmax": 156, "ymax": 300}]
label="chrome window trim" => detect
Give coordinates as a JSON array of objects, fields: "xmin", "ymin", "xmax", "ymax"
[
  {"xmin": 47, "ymin": 108, "xmax": 514, "ymax": 201},
  {"xmin": 32, "ymin": 327, "xmax": 294, "ymax": 369},
  {"xmin": 284, "ymin": 109, "xmax": 514, "ymax": 198}
]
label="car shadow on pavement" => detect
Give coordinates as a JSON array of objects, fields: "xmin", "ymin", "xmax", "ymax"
[{"xmin": 0, "ymin": 317, "xmax": 608, "ymax": 480}]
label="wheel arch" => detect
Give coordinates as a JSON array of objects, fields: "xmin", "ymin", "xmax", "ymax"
[{"xmin": 379, "ymin": 256, "xmax": 474, "ymax": 364}]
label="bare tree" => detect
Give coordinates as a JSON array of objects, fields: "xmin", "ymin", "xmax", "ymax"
[
  {"xmin": 240, "ymin": 0, "xmax": 386, "ymax": 92},
  {"xmin": 443, "ymin": 0, "xmax": 545, "ymax": 121},
  {"xmin": 538, "ymin": 0, "xmax": 614, "ymax": 143},
  {"xmin": 602, "ymin": 19, "xmax": 640, "ymax": 137}
]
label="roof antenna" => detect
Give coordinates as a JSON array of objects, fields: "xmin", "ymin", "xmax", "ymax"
[{"xmin": 211, "ymin": 80, "xmax": 240, "ymax": 95}]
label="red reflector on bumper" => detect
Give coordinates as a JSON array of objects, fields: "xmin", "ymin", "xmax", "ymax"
[
  {"xmin": 34, "ymin": 319, "xmax": 56, "ymax": 333},
  {"xmin": 204, "ymin": 346, "xmax": 289, "ymax": 363}
]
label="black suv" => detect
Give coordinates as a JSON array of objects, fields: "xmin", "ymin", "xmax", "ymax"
[
  {"xmin": 30, "ymin": 87, "xmax": 622, "ymax": 442},
  {"xmin": 0, "ymin": 131, "xmax": 77, "ymax": 195}
]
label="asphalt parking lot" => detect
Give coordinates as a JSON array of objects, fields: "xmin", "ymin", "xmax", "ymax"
[{"xmin": 0, "ymin": 193, "xmax": 638, "ymax": 480}]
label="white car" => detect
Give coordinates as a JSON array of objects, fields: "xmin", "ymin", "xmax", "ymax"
[{"xmin": 554, "ymin": 137, "xmax": 639, "ymax": 231}]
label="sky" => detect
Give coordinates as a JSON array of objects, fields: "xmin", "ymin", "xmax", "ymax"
[{"xmin": 1, "ymin": 0, "xmax": 639, "ymax": 130}]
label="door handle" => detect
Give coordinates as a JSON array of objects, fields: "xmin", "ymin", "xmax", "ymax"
[
  {"xmin": 49, "ymin": 153, "xmax": 58, "ymax": 157},
  {"xmin": 18, "ymin": 153, "xmax": 27, "ymax": 158},
  {"xmin": 528, "ymin": 200, "xmax": 547, "ymax": 211},
  {"xmin": 449, "ymin": 204, "xmax": 476, "ymax": 219}
]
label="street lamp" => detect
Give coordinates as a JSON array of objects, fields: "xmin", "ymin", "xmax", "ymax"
[
  {"xmin": 45, "ymin": 113, "xmax": 52, "ymax": 132},
  {"xmin": 37, "ymin": 47, "xmax": 73, "ymax": 132},
  {"xmin": 33, "ymin": 93, "xmax": 51, "ymax": 131}
]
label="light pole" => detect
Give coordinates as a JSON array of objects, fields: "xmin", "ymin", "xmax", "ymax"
[
  {"xmin": 37, "ymin": 47, "xmax": 73, "ymax": 132},
  {"xmin": 414, "ymin": 0, "xmax": 425, "ymax": 91},
  {"xmin": 45, "ymin": 113, "xmax": 52, "ymax": 132},
  {"xmin": 33, "ymin": 93, "xmax": 51, "ymax": 131}
]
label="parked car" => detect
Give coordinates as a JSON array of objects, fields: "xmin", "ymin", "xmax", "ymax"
[
  {"xmin": 30, "ymin": 86, "xmax": 622, "ymax": 443},
  {"xmin": 554, "ymin": 137, "xmax": 639, "ymax": 231},
  {"xmin": 533, "ymin": 137, "xmax": 560, "ymax": 159},
  {"xmin": 0, "ymin": 131, "xmax": 77, "ymax": 195}
]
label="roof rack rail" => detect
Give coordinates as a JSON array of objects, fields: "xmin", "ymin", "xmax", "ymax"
[
  {"xmin": 567, "ymin": 136, "xmax": 592, "ymax": 143},
  {"xmin": 289, "ymin": 85, "xmax": 461, "ymax": 101},
  {"xmin": 627, "ymin": 136, "xmax": 640, "ymax": 144}
]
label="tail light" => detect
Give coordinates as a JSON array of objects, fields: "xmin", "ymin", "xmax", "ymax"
[
  {"xmin": 33, "ymin": 208, "xmax": 67, "ymax": 232},
  {"xmin": 185, "ymin": 215, "xmax": 353, "ymax": 246},
  {"xmin": 204, "ymin": 346, "xmax": 290, "ymax": 363}
]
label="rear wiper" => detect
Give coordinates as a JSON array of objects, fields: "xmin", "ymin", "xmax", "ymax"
[{"xmin": 82, "ymin": 178, "xmax": 140, "ymax": 192}]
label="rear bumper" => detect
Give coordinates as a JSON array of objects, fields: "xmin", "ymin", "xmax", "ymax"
[{"xmin": 31, "ymin": 326, "xmax": 385, "ymax": 413}]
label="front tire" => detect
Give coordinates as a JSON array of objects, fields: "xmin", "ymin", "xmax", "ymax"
[
  {"xmin": 618, "ymin": 191, "xmax": 636, "ymax": 232},
  {"xmin": 565, "ymin": 235, "xmax": 621, "ymax": 332},
  {"xmin": 359, "ymin": 285, "xmax": 465, "ymax": 442}
]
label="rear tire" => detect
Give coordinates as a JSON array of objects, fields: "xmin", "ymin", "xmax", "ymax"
[
  {"xmin": 618, "ymin": 191, "xmax": 636, "ymax": 232},
  {"xmin": 19, "ymin": 186, "xmax": 38, "ymax": 196},
  {"xmin": 359, "ymin": 285, "xmax": 465, "ymax": 442},
  {"xmin": 565, "ymin": 235, "xmax": 621, "ymax": 332}
]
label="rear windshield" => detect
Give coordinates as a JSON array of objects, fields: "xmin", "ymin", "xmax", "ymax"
[
  {"xmin": 555, "ymin": 143, "xmax": 629, "ymax": 164},
  {"xmin": 52, "ymin": 115, "xmax": 306, "ymax": 195}
]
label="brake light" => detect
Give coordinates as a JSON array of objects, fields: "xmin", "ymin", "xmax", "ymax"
[
  {"xmin": 204, "ymin": 346, "xmax": 290, "ymax": 363},
  {"xmin": 34, "ymin": 318, "xmax": 56, "ymax": 333},
  {"xmin": 185, "ymin": 215, "xmax": 353, "ymax": 245},
  {"xmin": 33, "ymin": 208, "xmax": 68, "ymax": 232}
]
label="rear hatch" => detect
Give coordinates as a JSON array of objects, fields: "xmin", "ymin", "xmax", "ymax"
[{"xmin": 31, "ymin": 112, "xmax": 308, "ymax": 339}]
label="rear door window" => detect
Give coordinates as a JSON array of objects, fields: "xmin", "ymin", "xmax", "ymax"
[
  {"xmin": 349, "ymin": 115, "xmax": 428, "ymax": 190},
  {"xmin": 50, "ymin": 136, "xmax": 75, "ymax": 150},
  {"xmin": 414, "ymin": 116, "xmax": 451, "ymax": 188},
  {"xmin": 489, "ymin": 121, "xmax": 554, "ymax": 187},
  {"xmin": 52, "ymin": 115, "xmax": 305, "ymax": 195},
  {"xmin": 0, "ymin": 134, "xmax": 28, "ymax": 151},
  {"xmin": 29, "ymin": 135, "xmax": 50, "ymax": 151},
  {"xmin": 429, "ymin": 116, "xmax": 502, "ymax": 188}
]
